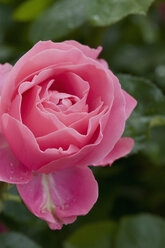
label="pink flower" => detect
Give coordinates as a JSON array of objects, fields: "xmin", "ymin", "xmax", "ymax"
[
  {"xmin": 158, "ymin": 3, "xmax": 165, "ymax": 24},
  {"xmin": 0, "ymin": 221, "xmax": 8, "ymax": 233},
  {"xmin": 0, "ymin": 41, "xmax": 136, "ymax": 229}
]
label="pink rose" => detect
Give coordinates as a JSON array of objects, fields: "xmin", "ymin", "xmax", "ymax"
[
  {"xmin": 158, "ymin": 3, "xmax": 165, "ymax": 24},
  {"xmin": 0, "ymin": 41, "xmax": 136, "ymax": 229},
  {"xmin": 0, "ymin": 221, "xmax": 8, "ymax": 233}
]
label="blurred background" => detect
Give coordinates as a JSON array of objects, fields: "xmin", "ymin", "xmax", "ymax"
[{"xmin": 0, "ymin": 0, "xmax": 165, "ymax": 247}]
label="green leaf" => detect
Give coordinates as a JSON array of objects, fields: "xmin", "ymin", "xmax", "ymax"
[
  {"xmin": 13, "ymin": 0, "xmax": 53, "ymax": 22},
  {"xmin": 116, "ymin": 214, "xmax": 165, "ymax": 248},
  {"xmin": 64, "ymin": 221, "xmax": 117, "ymax": 248},
  {"xmin": 0, "ymin": 44, "xmax": 15, "ymax": 62},
  {"xmin": 88, "ymin": 0, "xmax": 155, "ymax": 26},
  {"xmin": 0, "ymin": 0, "xmax": 11, "ymax": 4},
  {"xmin": 150, "ymin": 116, "xmax": 165, "ymax": 127},
  {"xmin": 29, "ymin": 0, "xmax": 156, "ymax": 42},
  {"xmin": 0, "ymin": 3, "xmax": 12, "ymax": 41},
  {"xmin": 118, "ymin": 74, "xmax": 165, "ymax": 153},
  {"xmin": 29, "ymin": 0, "xmax": 86, "ymax": 43},
  {"xmin": 144, "ymin": 126, "xmax": 165, "ymax": 166},
  {"xmin": 2, "ymin": 201, "xmax": 36, "ymax": 224},
  {"xmin": 0, "ymin": 232, "xmax": 41, "ymax": 248}
]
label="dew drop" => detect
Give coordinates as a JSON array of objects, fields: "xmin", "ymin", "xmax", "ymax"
[
  {"xmin": 91, "ymin": 15, "xmax": 101, "ymax": 23},
  {"xmin": 10, "ymin": 162, "xmax": 14, "ymax": 174}
]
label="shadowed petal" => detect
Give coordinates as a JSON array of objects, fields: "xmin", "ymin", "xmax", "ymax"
[
  {"xmin": 0, "ymin": 63, "xmax": 12, "ymax": 95},
  {"xmin": 17, "ymin": 166, "xmax": 98, "ymax": 230},
  {"xmin": 0, "ymin": 134, "xmax": 32, "ymax": 184}
]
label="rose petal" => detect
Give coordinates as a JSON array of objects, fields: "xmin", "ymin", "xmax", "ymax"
[
  {"xmin": 98, "ymin": 59, "xmax": 109, "ymax": 69},
  {"xmin": 37, "ymin": 101, "xmax": 107, "ymax": 151},
  {"xmin": 0, "ymin": 63, "xmax": 12, "ymax": 95},
  {"xmin": 21, "ymin": 84, "xmax": 65, "ymax": 137},
  {"xmin": 93, "ymin": 137, "xmax": 134, "ymax": 166},
  {"xmin": 1, "ymin": 113, "xmax": 81, "ymax": 170},
  {"xmin": 123, "ymin": 90, "xmax": 137, "ymax": 119},
  {"xmin": 79, "ymin": 73, "xmax": 126, "ymax": 165},
  {"xmin": 17, "ymin": 166, "xmax": 98, "ymax": 230},
  {"xmin": 0, "ymin": 134, "xmax": 32, "ymax": 184},
  {"xmin": 51, "ymin": 71, "xmax": 89, "ymax": 99},
  {"xmin": 63, "ymin": 40, "xmax": 102, "ymax": 59}
]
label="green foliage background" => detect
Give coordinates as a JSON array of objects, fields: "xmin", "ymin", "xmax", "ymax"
[{"xmin": 0, "ymin": 0, "xmax": 165, "ymax": 247}]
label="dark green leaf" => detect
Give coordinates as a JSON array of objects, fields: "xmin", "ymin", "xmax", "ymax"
[
  {"xmin": 118, "ymin": 74, "xmax": 165, "ymax": 153},
  {"xmin": 144, "ymin": 126, "xmax": 165, "ymax": 166},
  {"xmin": 2, "ymin": 201, "xmax": 36, "ymax": 224},
  {"xmin": 116, "ymin": 214, "xmax": 165, "ymax": 248},
  {"xmin": 29, "ymin": 0, "xmax": 86, "ymax": 42},
  {"xmin": 64, "ymin": 221, "xmax": 117, "ymax": 248},
  {"xmin": 29, "ymin": 0, "xmax": 156, "ymax": 42},
  {"xmin": 0, "ymin": 232, "xmax": 41, "ymax": 248},
  {"xmin": 0, "ymin": 3, "xmax": 12, "ymax": 41},
  {"xmin": 0, "ymin": 44, "xmax": 16, "ymax": 62},
  {"xmin": 88, "ymin": 0, "xmax": 155, "ymax": 26}
]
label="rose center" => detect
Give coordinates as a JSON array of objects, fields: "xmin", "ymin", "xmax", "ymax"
[{"xmin": 48, "ymin": 90, "xmax": 79, "ymax": 111}]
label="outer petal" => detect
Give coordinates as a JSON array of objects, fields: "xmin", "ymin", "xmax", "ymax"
[
  {"xmin": 0, "ymin": 134, "xmax": 32, "ymax": 184},
  {"xmin": 93, "ymin": 137, "xmax": 134, "ymax": 166},
  {"xmin": 0, "ymin": 63, "xmax": 12, "ymax": 95},
  {"xmin": 63, "ymin": 40, "xmax": 102, "ymax": 59},
  {"xmin": 17, "ymin": 166, "xmax": 98, "ymax": 230},
  {"xmin": 123, "ymin": 90, "xmax": 137, "ymax": 119}
]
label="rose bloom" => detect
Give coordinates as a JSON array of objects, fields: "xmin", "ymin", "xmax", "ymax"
[
  {"xmin": 158, "ymin": 3, "xmax": 165, "ymax": 24},
  {"xmin": 0, "ymin": 221, "xmax": 7, "ymax": 233},
  {"xmin": 0, "ymin": 41, "xmax": 136, "ymax": 229}
]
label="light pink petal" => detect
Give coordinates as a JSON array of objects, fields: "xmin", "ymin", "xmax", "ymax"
[
  {"xmin": 1, "ymin": 46, "xmax": 110, "ymax": 115},
  {"xmin": 0, "ymin": 63, "xmax": 12, "ymax": 95},
  {"xmin": 37, "ymin": 102, "xmax": 107, "ymax": 151},
  {"xmin": 69, "ymin": 101, "xmax": 104, "ymax": 134},
  {"xmin": 1, "ymin": 113, "xmax": 81, "ymax": 171},
  {"xmin": 73, "ymin": 64, "xmax": 113, "ymax": 110},
  {"xmin": 7, "ymin": 69, "xmax": 56, "ymax": 122},
  {"xmin": 123, "ymin": 90, "xmax": 137, "ymax": 119},
  {"xmin": 17, "ymin": 166, "xmax": 98, "ymax": 230},
  {"xmin": 1, "ymin": 113, "xmax": 61, "ymax": 170},
  {"xmin": 63, "ymin": 40, "xmax": 102, "ymax": 59},
  {"xmin": 94, "ymin": 137, "xmax": 134, "ymax": 166},
  {"xmin": 21, "ymin": 85, "xmax": 65, "ymax": 137},
  {"xmin": 0, "ymin": 134, "xmax": 32, "ymax": 184},
  {"xmin": 81, "ymin": 73, "xmax": 126, "ymax": 166},
  {"xmin": 98, "ymin": 59, "xmax": 109, "ymax": 69}
]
